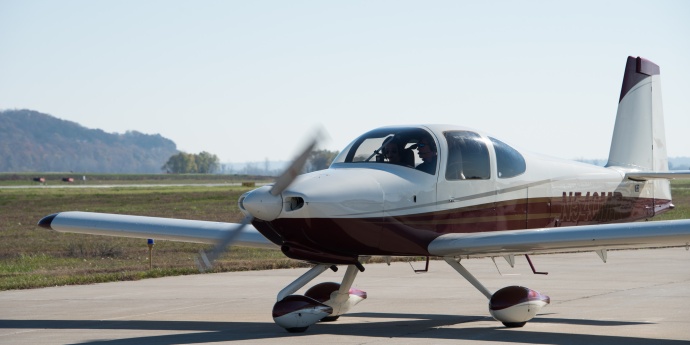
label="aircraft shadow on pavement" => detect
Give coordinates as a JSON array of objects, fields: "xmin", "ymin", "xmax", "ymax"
[{"xmin": 0, "ymin": 313, "xmax": 682, "ymax": 345}]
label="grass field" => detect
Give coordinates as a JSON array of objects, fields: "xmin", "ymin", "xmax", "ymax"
[
  {"xmin": 0, "ymin": 178, "xmax": 303, "ymax": 291},
  {"xmin": 1, "ymin": 176, "xmax": 689, "ymax": 291}
]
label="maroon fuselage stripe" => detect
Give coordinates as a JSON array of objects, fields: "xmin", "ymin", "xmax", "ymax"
[{"xmin": 254, "ymin": 196, "xmax": 672, "ymax": 263}]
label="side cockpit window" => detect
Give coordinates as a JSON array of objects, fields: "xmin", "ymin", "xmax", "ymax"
[
  {"xmin": 489, "ymin": 137, "xmax": 526, "ymax": 178},
  {"xmin": 444, "ymin": 131, "xmax": 490, "ymax": 180}
]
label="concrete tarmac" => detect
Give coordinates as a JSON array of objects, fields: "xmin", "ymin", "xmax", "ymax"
[{"xmin": 1, "ymin": 247, "xmax": 690, "ymax": 344}]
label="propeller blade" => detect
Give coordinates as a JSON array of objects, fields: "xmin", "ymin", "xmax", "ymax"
[
  {"xmin": 196, "ymin": 215, "xmax": 253, "ymax": 271},
  {"xmin": 196, "ymin": 127, "xmax": 325, "ymax": 272},
  {"xmin": 270, "ymin": 129, "xmax": 324, "ymax": 196}
]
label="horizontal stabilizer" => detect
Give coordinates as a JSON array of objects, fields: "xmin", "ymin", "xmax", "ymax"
[{"xmin": 625, "ymin": 171, "xmax": 690, "ymax": 181}]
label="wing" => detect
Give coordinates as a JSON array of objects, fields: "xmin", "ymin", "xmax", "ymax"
[
  {"xmin": 428, "ymin": 219, "xmax": 690, "ymax": 257},
  {"xmin": 38, "ymin": 211, "xmax": 278, "ymax": 249}
]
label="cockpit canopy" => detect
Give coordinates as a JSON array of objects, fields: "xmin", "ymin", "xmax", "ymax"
[
  {"xmin": 332, "ymin": 126, "xmax": 526, "ymax": 179},
  {"xmin": 332, "ymin": 127, "xmax": 436, "ymax": 172}
]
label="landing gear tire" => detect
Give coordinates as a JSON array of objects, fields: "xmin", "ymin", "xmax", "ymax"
[
  {"xmin": 502, "ymin": 322, "xmax": 526, "ymax": 328},
  {"xmin": 286, "ymin": 327, "xmax": 309, "ymax": 333},
  {"xmin": 320, "ymin": 315, "xmax": 340, "ymax": 322}
]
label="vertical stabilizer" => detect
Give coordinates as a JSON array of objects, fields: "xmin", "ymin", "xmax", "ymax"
[{"xmin": 606, "ymin": 56, "xmax": 667, "ymax": 172}]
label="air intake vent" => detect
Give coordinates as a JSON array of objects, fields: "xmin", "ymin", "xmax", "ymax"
[{"xmin": 286, "ymin": 197, "xmax": 305, "ymax": 211}]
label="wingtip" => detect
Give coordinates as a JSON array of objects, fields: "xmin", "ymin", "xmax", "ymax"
[{"xmin": 37, "ymin": 213, "xmax": 58, "ymax": 230}]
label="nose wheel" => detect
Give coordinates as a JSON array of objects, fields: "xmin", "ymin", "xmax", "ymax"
[
  {"xmin": 272, "ymin": 263, "xmax": 367, "ymax": 332},
  {"xmin": 272, "ymin": 295, "xmax": 333, "ymax": 332}
]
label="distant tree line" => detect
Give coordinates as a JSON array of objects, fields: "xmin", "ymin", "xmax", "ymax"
[
  {"xmin": 218, "ymin": 150, "xmax": 340, "ymax": 176},
  {"xmin": 306, "ymin": 149, "xmax": 339, "ymax": 172},
  {"xmin": 162, "ymin": 151, "xmax": 220, "ymax": 174}
]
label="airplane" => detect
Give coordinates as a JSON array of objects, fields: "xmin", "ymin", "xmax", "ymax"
[{"xmin": 38, "ymin": 56, "xmax": 690, "ymax": 333}]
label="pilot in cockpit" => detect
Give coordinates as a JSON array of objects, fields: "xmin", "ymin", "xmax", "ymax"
[
  {"xmin": 383, "ymin": 140, "xmax": 402, "ymax": 165},
  {"xmin": 415, "ymin": 138, "xmax": 437, "ymax": 174},
  {"xmin": 384, "ymin": 139, "xmax": 415, "ymax": 167}
]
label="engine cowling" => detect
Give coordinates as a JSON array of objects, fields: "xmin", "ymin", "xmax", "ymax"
[{"xmin": 489, "ymin": 286, "xmax": 550, "ymax": 327}]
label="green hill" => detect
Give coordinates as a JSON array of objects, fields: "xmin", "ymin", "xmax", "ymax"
[{"xmin": 0, "ymin": 109, "xmax": 178, "ymax": 173}]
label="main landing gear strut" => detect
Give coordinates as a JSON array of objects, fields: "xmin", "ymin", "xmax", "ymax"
[
  {"xmin": 272, "ymin": 262, "xmax": 367, "ymax": 332},
  {"xmin": 444, "ymin": 257, "xmax": 550, "ymax": 327}
]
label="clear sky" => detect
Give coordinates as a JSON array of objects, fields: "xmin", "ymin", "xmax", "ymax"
[{"xmin": 1, "ymin": 1, "xmax": 689, "ymax": 163}]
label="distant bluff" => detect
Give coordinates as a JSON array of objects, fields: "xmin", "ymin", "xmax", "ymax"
[{"xmin": 0, "ymin": 109, "xmax": 179, "ymax": 173}]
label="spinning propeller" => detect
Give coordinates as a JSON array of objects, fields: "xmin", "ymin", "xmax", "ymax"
[{"xmin": 196, "ymin": 130, "xmax": 323, "ymax": 271}]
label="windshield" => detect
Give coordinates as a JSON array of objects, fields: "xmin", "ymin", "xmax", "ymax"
[{"xmin": 332, "ymin": 127, "xmax": 437, "ymax": 174}]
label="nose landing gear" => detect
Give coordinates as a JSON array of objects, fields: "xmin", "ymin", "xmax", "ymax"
[{"xmin": 272, "ymin": 263, "xmax": 367, "ymax": 332}]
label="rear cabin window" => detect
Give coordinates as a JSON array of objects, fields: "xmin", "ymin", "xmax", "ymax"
[
  {"xmin": 444, "ymin": 131, "xmax": 490, "ymax": 180},
  {"xmin": 489, "ymin": 137, "xmax": 526, "ymax": 178}
]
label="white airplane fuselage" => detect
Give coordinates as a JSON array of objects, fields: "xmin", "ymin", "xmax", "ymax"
[{"xmin": 245, "ymin": 124, "xmax": 671, "ymax": 265}]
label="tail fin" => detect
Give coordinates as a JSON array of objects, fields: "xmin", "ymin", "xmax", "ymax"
[{"xmin": 606, "ymin": 56, "xmax": 667, "ymax": 172}]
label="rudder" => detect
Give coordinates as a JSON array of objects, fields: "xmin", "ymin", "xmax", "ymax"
[{"xmin": 606, "ymin": 56, "xmax": 667, "ymax": 172}]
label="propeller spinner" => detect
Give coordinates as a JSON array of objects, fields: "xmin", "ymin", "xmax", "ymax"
[{"xmin": 196, "ymin": 130, "xmax": 323, "ymax": 271}]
